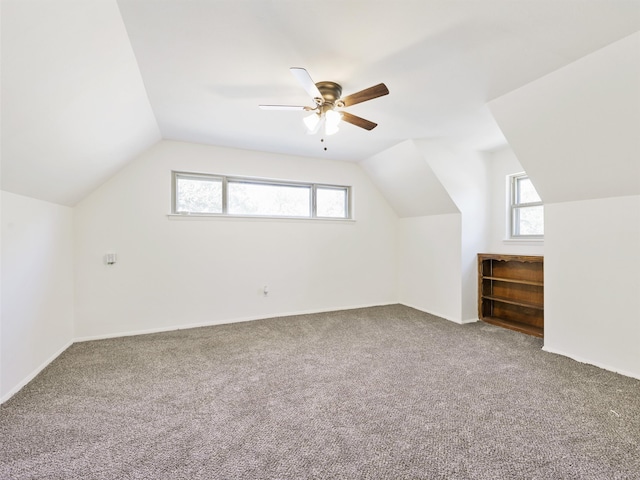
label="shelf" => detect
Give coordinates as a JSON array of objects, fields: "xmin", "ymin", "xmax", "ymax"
[
  {"xmin": 478, "ymin": 254, "xmax": 543, "ymax": 263},
  {"xmin": 482, "ymin": 276, "xmax": 543, "ymax": 287},
  {"xmin": 482, "ymin": 316, "xmax": 544, "ymax": 338},
  {"xmin": 478, "ymin": 253, "xmax": 544, "ymax": 338},
  {"xmin": 481, "ymin": 294, "xmax": 544, "ymax": 310}
]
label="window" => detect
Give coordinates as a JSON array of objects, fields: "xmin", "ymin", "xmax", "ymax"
[
  {"xmin": 174, "ymin": 173, "xmax": 223, "ymax": 214},
  {"xmin": 172, "ymin": 171, "xmax": 351, "ymax": 219},
  {"xmin": 228, "ymin": 180, "xmax": 311, "ymax": 217},
  {"xmin": 316, "ymin": 186, "xmax": 349, "ymax": 218},
  {"xmin": 509, "ymin": 173, "xmax": 543, "ymax": 238}
]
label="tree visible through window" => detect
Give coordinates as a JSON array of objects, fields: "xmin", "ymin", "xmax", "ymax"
[
  {"xmin": 510, "ymin": 173, "xmax": 543, "ymax": 238},
  {"xmin": 175, "ymin": 174, "xmax": 223, "ymax": 214},
  {"xmin": 228, "ymin": 181, "xmax": 311, "ymax": 217},
  {"xmin": 172, "ymin": 172, "xmax": 351, "ymax": 220},
  {"xmin": 316, "ymin": 187, "xmax": 348, "ymax": 218}
]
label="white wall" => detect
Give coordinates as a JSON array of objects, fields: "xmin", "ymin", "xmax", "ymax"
[
  {"xmin": 369, "ymin": 138, "xmax": 491, "ymax": 324},
  {"xmin": 489, "ymin": 32, "xmax": 640, "ymax": 204},
  {"xmin": 485, "ymin": 147, "xmax": 544, "ymax": 256},
  {"xmin": 359, "ymin": 139, "xmax": 466, "ymax": 323},
  {"xmin": 489, "ymin": 34, "xmax": 640, "ymax": 378},
  {"xmin": 1, "ymin": 0, "xmax": 160, "ymax": 206},
  {"xmin": 1, "ymin": 192, "xmax": 75, "ymax": 401},
  {"xmin": 397, "ymin": 214, "xmax": 462, "ymax": 321},
  {"xmin": 413, "ymin": 140, "xmax": 491, "ymax": 322},
  {"xmin": 544, "ymin": 196, "xmax": 640, "ymax": 378},
  {"xmin": 73, "ymin": 140, "xmax": 398, "ymax": 339},
  {"xmin": 0, "ymin": 0, "xmax": 3, "ymax": 402},
  {"xmin": 360, "ymin": 140, "xmax": 458, "ymax": 218}
]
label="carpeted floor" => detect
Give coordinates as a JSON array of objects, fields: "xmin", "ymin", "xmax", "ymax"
[{"xmin": 1, "ymin": 305, "xmax": 639, "ymax": 479}]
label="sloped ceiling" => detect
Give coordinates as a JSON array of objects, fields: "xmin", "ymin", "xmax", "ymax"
[
  {"xmin": 360, "ymin": 140, "xmax": 458, "ymax": 218},
  {"xmin": 2, "ymin": 0, "xmax": 639, "ymax": 206},
  {"xmin": 489, "ymin": 32, "xmax": 640, "ymax": 204},
  {"xmin": 1, "ymin": 0, "xmax": 161, "ymax": 206}
]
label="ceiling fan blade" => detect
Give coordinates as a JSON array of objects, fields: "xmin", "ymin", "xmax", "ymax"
[
  {"xmin": 340, "ymin": 83, "xmax": 389, "ymax": 107},
  {"xmin": 341, "ymin": 111, "xmax": 378, "ymax": 131},
  {"xmin": 259, "ymin": 105, "xmax": 314, "ymax": 111},
  {"xmin": 290, "ymin": 67, "xmax": 322, "ymax": 100}
]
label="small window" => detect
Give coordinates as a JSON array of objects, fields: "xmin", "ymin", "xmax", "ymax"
[
  {"xmin": 510, "ymin": 173, "xmax": 543, "ymax": 238},
  {"xmin": 174, "ymin": 173, "xmax": 223, "ymax": 214},
  {"xmin": 316, "ymin": 186, "xmax": 349, "ymax": 218},
  {"xmin": 172, "ymin": 171, "xmax": 351, "ymax": 220}
]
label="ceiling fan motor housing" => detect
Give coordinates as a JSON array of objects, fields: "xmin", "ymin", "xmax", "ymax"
[{"xmin": 315, "ymin": 81, "xmax": 342, "ymax": 106}]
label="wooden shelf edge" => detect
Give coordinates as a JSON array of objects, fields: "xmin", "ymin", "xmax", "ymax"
[
  {"xmin": 482, "ymin": 276, "xmax": 544, "ymax": 287},
  {"xmin": 481, "ymin": 295, "xmax": 544, "ymax": 310},
  {"xmin": 477, "ymin": 254, "xmax": 543, "ymax": 263},
  {"xmin": 481, "ymin": 316, "xmax": 544, "ymax": 338}
]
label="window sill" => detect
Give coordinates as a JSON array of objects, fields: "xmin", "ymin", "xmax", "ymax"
[
  {"xmin": 503, "ymin": 238, "xmax": 544, "ymax": 246},
  {"xmin": 167, "ymin": 213, "xmax": 356, "ymax": 223}
]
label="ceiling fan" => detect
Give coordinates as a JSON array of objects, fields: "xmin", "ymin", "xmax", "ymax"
[{"xmin": 259, "ymin": 67, "xmax": 389, "ymax": 135}]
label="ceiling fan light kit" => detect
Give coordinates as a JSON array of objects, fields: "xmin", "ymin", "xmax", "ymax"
[
  {"xmin": 324, "ymin": 109, "xmax": 342, "ymax": 135},
  {"xmin": 303, "ymin": 112, "xmax": 321, "ymax": 132},
  {"xmin": 259, "ymin": 67, "xmax": 389, "ymax": 137}
]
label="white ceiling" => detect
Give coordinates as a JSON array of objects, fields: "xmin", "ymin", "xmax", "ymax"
[
  {"xmin": 1, "ymin": 0, "xmax": 161, "ymax": 206},
  {"xmin": 2, "ymin": 0, "xmax": 639, "ymax": 205}
]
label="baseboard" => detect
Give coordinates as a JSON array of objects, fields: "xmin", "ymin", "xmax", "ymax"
[
  {"xmin": 6, "ymin": 308, "xmax": 636, "ymax": 405},
  {"xmin": 542, "ymin": 346, "xmax": 640, "ymax": 381},
  {"xmin": 1, "ymin": 339, "xmax": 74, "ymax": 405},
  {"xmin": 459, "ymin": 316, "xmax": 480, "ymax": 325},
  {"xmin": 0, "ymin": 303, "xmax": 478, "ymax": 404},
  {"xmin": 5, "ymin": 303, "xmax": 398, "ymax": 403},
  {"xmin": 74, "ymin": 302, "xmax": 399, "ymax": 343},
  {"xmin": 399, "ymin": 303, "xmax": 478, "ymax": 325}
]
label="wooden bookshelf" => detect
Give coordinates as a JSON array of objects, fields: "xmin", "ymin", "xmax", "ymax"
[{"xmin": 478, "ymin": 254, "xmax": 544, "ymax": 338}]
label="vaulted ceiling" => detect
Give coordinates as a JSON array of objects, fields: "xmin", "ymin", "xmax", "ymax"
[{"xmin": 2, "ymin": 0, "xmax": 639, "ymax": 205}]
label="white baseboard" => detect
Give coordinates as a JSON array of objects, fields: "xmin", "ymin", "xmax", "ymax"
[
  {"xmin": 13, "ymin": 306, "xmax": 635, "ymax": 405},
  {"xmin": 460, "ymin": 317, "xmax": 480, "ymax": 325},
  {"xmin": 4, "ymin": 303, "xmax": 397, "ymax": 403},
  {"xmin": 1, "ymin": 339, "xmax": 74, "ymax": 404},
  {"xmin": 399, "ymin": 302, "xmax": 478, "ymax": 325},
  {"xmin": 542, "ymin": 345, "xmax": 640, "ymax": 381},
  {"xmin": 74, "ymin": 302, "xmax": 399, "ymax": 343}
]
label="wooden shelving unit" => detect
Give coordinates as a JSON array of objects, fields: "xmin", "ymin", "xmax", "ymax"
[{"xmin": 478, "ymin": 254, "xmax": 544, "ymax": 338}]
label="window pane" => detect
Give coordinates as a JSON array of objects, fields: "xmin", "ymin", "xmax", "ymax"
[
  {"xmin": 514, "ymin": 205, "xmax": 544, "ymax": 236},
  {"xmin": 516, "ymin": 177, "xmax": 541, "ymax": 204},
  {"xmin": 228, "ymin": 182, "xmax": 311, "ymax": 217},
  {"xmin": 317, "ymin": 187, "xmax": 347, "ymax": 218},
  {"xmin": 176, "ymin": 176, "xmax": 222, "ymax": 213}
]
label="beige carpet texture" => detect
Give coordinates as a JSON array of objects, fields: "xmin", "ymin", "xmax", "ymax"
[{"xmin": 1, "ymin": 305, "xmax": 639, "ymax": 479}]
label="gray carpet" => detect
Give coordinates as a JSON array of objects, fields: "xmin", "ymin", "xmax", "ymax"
[{"xmin": 1, "ymin": 305, "xmax": 639, "ymax": 479}]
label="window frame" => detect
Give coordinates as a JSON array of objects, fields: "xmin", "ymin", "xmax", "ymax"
[
  {"xmin": 313, "ymin": 184, "xmax": 351, "ymax": 219},
  {"xmin": 171, "ymin": 171, "xmax": 352, "ymax": 220},
  {"xmin": 172, "ymin": 171, "xmax": 225, "ymax": 215},
  {"xmin": 509, "ymin": 173, "xmax": 544, "ymax": 239},
  {"xmin": 226, "ymin": 176, "xmax": 313, "ymax": 218}
]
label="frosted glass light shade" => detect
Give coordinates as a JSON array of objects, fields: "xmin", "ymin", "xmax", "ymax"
[
  {"xmin": 325, "ymin": 109, "xmax": 342, "ymax": 135},
  {"xmin": 303, "ymin": 112, "xmax": 321, "ymax": 131}
]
